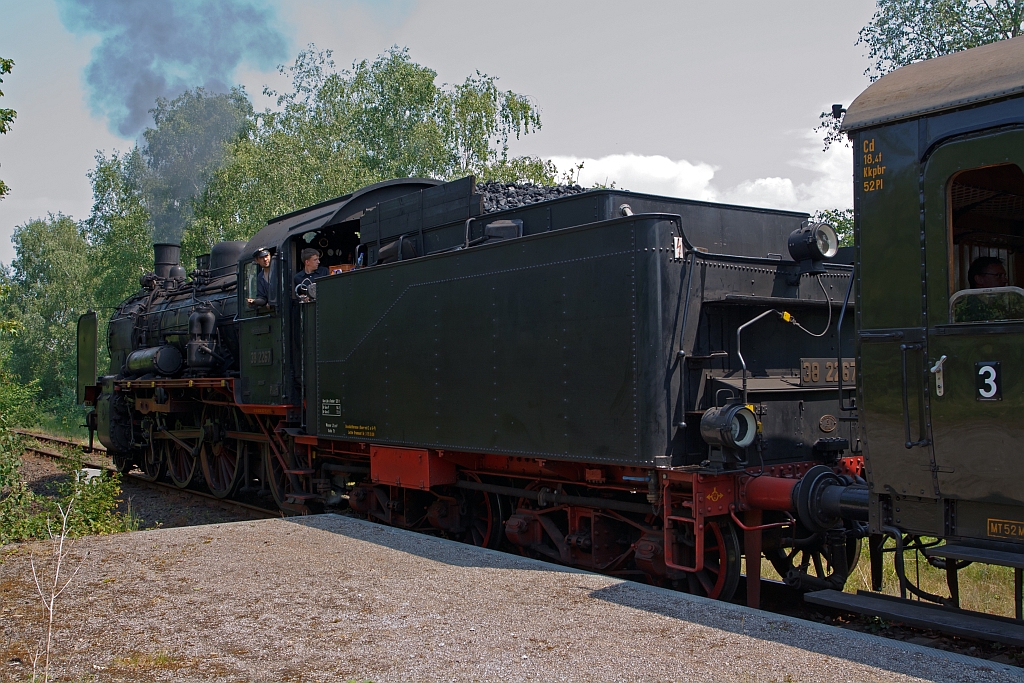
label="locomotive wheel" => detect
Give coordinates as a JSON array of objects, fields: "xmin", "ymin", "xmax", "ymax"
[
  {"xmin": 199, "ymin": 407, "xmax": 243, "ymax": 499},
  {"xmin": 454, "ymin": 475, "xmax": 508, "ymax": 549},
  {"xmin": 767, "ymin": 529, "xmax": 862, "ymax": 588},
  {"xmin": 683, "ymin": 518, "xmax": 741, "ymax": 601},
  {"xmin": 167, "ymin": 441, "xmax": 199, "ymax": 488},
  {"xmin": 137, "ymin": 438, "xmax": 167, "ymax": 482}
]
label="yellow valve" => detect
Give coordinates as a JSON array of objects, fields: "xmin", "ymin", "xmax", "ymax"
[
  {"xmin": 746, "ymin": 404, "xmax": 762, "ymax": 433},
  {"xmin": 781, "ymin": 311, "xmax": 795, "ymax": 323}
]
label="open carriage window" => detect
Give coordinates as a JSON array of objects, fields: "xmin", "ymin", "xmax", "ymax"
[{"xmin": 948, "ymin": 163, "xmax": 1024, "ymax": 322}]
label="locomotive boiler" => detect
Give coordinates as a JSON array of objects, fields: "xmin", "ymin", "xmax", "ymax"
[{"xmin": 80, "ymin": 240, "xmax": 248, "ymax": 485}]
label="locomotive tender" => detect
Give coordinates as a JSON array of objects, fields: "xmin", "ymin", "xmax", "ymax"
[{"xmin": 76, "ymin": 35, "xmax": 1024, "ymax": 632}]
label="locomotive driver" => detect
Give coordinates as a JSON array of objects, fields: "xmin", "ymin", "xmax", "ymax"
[
  {"xmin": 293, "ymin": 248, "xmax": 329, "ymax": 289},
  {"xmin": 247, "ymin": 247, "xmax": 273, "ymax": 309}
]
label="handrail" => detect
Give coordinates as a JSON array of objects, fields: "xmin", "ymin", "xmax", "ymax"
[{"xmin": 836, "ymin": 271, "xmax": 856, "ymax": 412}]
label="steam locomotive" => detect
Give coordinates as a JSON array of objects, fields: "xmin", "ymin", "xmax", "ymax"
[{"xmin": 77, "ymin": 36, "xmax": 1024, "ymax": 633}]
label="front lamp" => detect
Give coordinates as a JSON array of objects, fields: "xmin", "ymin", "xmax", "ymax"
[
  {"xmin": 788, "ymin": 222, "xmax": 839, "ymax": 274},
  {"xmin": 700, "ymin": 403, "xmax": 758, "ymax": 450}
]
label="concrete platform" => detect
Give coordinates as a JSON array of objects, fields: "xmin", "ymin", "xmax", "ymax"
[{"xmin": 1, "ymin": 514, "xmax": 1021, "ymax": 682}]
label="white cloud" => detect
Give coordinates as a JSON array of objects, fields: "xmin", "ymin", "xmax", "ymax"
[
  {"xmin": 548, "ymin": 153, "xmax": 717, "ymax": 201},
  {"xmin": 716, "ymin": 133, "xmax": 853, "ymax": 212},
  {"xmin": 548, "ymin": 134, "xmax": 853, "ymax": 215}
]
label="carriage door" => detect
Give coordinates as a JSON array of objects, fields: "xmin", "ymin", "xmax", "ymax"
[{"xmin": 924, "ymin": 129, "xmax": 1024, "ymax": 510}]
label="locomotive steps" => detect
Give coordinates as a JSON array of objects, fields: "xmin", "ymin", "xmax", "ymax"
[{"xmin": 1, "ymin": 515, "xmax": 1018, "ymax": 682}]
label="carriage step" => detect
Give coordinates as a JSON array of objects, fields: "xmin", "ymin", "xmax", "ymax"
[
  {"xmin": 284, "ymin": 469, "xmax": 315, "ymax": 475},
  {"xmin": 285, "ymin": 494, "xmax": 317, "ymax": 502},
  {"xmin": 923, "ymin": 543, "xmax": 1024, "ymax": 569},
  {"xmin": 805, "ymin": 589, "xmax": 1024, "ymax": 646}
]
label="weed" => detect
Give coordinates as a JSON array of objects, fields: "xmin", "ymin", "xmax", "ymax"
[{"xmin": 30, "ymin": 499, "xmax": 84, "ymax": 682}]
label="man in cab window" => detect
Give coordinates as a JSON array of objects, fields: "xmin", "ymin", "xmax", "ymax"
[
  {"xmin": 247, "ymin": 247, "xmax": 273, "ymax": 309},
  {"xmin": 294, "ymin": 248, "xmax": 329, "ymax": 290}
]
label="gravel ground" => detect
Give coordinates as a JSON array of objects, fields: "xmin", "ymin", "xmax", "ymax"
[
  {"xmin": 1, "ymin": 515, "xmax": 1020, "ymax": 683},
  {"xmin": 19, "ymin": 450, "xmax": 262, "ymax": 529}
]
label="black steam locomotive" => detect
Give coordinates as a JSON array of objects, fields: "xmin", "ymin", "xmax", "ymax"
[{"xmin": 76, "ymin": 36, "xmax": 1024, "ymax": 635}]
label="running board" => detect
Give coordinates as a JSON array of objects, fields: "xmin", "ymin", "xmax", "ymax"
[
  {"xmin": 924, "ymin": 543, "xmax": 1024, "ymax": 568},
  {"xmin": 805, "ymin": 589, "xmax": 1024, "ymax": 646}
]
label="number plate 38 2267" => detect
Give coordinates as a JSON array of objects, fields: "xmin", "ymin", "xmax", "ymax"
[{"xmin": 800, "ymin": 358, "xmax": 856, "ymax": 386}]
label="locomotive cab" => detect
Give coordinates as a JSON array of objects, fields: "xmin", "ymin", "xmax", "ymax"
[{"xmin": 236, "ymin": 178, "xmax": 442, "ymax": 409}]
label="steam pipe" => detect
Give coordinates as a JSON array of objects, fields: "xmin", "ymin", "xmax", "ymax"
[{"xmin": 743, "ymin": 474, "xmax": 798, "ymax": 510}]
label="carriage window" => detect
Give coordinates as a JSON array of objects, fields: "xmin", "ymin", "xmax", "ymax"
[{"xmin": 948, "ymin": 163, "xmax": 1024, "ymax": 322}]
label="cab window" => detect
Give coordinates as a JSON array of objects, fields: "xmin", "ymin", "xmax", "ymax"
[
  {"xmin": 948, "ymin": 163, "xmax": 1024, "ymax": 322},
  {"xmin": 245, "ymin": 262, "xmax": 259, "ymax": 300}
]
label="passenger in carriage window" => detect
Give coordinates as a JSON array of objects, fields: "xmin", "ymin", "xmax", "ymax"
[{"xmin": 968, "ymin": 256, "xmax": 1009, "ymax": 289}]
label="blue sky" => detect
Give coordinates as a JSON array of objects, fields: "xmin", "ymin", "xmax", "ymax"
[{"xmin": 0, "ymin": 0, "xmax": 877, "ymax": 263}]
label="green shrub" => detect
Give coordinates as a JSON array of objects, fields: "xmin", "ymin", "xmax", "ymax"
[{"xmin": 0, "ymin": 371, "xmax": 137, "ymax": 545}]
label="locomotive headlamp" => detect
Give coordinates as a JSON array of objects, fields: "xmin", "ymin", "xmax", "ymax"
[
  {"xmin": 700, "ymin": 403, "xmax": 758, "ymax": 450},
  {"xmin": 788, "ymin": 222, "xmax": 839, "ymax": 274}
]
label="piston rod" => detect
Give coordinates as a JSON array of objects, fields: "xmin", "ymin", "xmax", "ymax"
[{"xmin": 454, "ymin": 479, "xmax": 654, "ymax": 515}]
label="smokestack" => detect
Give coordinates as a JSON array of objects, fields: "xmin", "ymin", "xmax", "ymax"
[{"xmin": 154, "ymin": 243, "xmax": 181, "ymax": 278}]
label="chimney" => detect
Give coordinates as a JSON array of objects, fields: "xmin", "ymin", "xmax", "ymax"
[{"xmin": 153, "ymin": 243, "xmax": 181, "ymax": 278}]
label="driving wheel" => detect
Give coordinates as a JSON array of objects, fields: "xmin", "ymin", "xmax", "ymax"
[{"xmin": 199, "ymin": 406, "xmax": 244, "ymax": 499}]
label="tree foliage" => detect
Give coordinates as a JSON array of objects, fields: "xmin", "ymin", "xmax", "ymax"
[
  {"xmin": 86, "ymin": 149, "xmax": 152, "ymax": 309},
  {"xmin": 142, "ymin": 87, "xmax": 253, "ymax": 243},
  {"xmin": 858, "ymin": 0, "xmax": 1024, "ymax": 81},
  {"xmin": 1, "ymin": 215, "xmax": 94, "ymax": 413},
  {"xmin": 0, "ymin": 57, "xmax": 16, "ymax": 200}
]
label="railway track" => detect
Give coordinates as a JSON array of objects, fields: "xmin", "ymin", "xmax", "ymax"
[{"xmin": 14, "ymin": 429, "xmax": 280, "ymax": 520}]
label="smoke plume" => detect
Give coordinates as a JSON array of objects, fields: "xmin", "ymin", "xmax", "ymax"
[
  {"xmin": 141, "ymin": 88, "xmax": 252, "ymax": 244},
  {"xmin": 56, "ymin": 0, "xmax": 288, "ymax": 137}
]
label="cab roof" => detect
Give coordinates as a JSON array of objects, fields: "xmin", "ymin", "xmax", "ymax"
[
  {"xmin": 841, "ymin": 35, "xmax": 1024, "ymax": 132},
  {"xmin": 241, "ymin": 177, "xmax": 440, "ymax": 261}
]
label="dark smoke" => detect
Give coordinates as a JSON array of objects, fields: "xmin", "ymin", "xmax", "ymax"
[
  {"xmin": 140, "ymin": 88, "xmax": 252, "ymax": 244},
  {"xmin": 56, "ymin": 0, "xmax": 287, "ymax": 137}
]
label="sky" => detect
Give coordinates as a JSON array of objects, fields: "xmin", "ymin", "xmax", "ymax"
[{"xmin": 0, "ymin": 0, "xmax": 878, "ymax": 265}]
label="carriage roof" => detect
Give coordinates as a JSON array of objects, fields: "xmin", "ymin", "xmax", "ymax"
[{"xmin": 842, "ymin": 35, "xmax": 1024, "ymax": 132}]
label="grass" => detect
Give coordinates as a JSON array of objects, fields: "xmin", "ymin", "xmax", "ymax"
[
  {"xmin": 35, "ymin": 412, "xmax": 87, "ymax": 441},
  {"xmin": 110, "ymin": 650, "xmax": 186, "ymax": 670}
]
